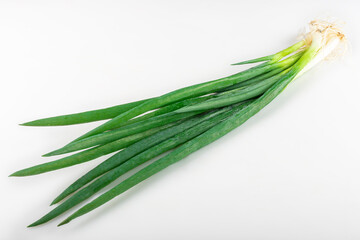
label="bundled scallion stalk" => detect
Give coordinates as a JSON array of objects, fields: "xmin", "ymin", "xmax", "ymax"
[{"xmin": 11, "ymin": 20, "xmax": 346, "ymax": 227}]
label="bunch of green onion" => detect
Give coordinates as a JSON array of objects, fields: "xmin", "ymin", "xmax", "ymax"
[{"xmin": 11, "ymin": 20, "xmax": 346, "ymax": 227}]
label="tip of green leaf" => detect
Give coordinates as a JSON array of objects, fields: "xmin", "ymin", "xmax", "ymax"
[
  {"xmin": 42, "ymin": 148, "xmax": 65, "ymax": 157},
  {"xmin": 174, "ymin": 106, "xmax": 199, "ymax": 114},
  {"xmin": 27, "ymin": 221, "xmax": 39, "ymax": 228},
  {"xmin": 9, "ymin": 171, "xmax": 24, "ymax": 177},
  {"xmin": 19, "ymin": 121, "xmax": 39, "ymax": 127},
  {"xmin": 57, "ymin": 219, "xmax": 70, "ymax": 227},
  {"xmin": 231, "ymin": 60, "xmax": 258, "ymax": 65},
  {"xmin": 174, "ymin": 107, "xmax": 191, "ymax": 113},
  {"xmin": 42, "ymin": 152, "xmax": 54, "ymax": 157},
  {"xmin": 9, "ymin": 167, "xmax": 36, "ymax": 177},
  {"xmin": 50, "ymin": 199, "xmax": 59, "ymax": 206},
  {"xmin": 50, "ymin": 193, "xmax": 67, "ymax": 205},
  {"xmin": 231, "ymin": 55, "xmax": 274, "ymax": 66}
]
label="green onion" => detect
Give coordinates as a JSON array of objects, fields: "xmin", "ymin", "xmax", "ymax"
[{"xmin": 12, "ymin": 20, "xmax": 346, "ymax": 227}]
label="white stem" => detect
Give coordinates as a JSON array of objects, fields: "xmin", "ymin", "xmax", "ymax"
[{"xmin": 295, "ymin": 37, "xmax": 340, "ymax": 79}]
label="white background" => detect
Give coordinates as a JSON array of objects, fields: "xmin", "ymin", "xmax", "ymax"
[{"xmin": 1, "ymin": 0, "xmax": 360, "ymax": 239}]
